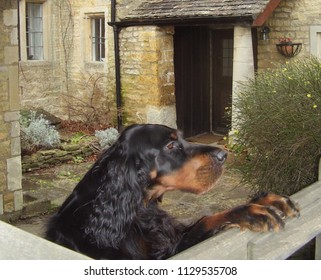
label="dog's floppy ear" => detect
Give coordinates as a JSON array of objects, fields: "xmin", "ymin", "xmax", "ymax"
[{"xmin": 84, "ymin": 140, "xmax": 147, "ymax": 248}]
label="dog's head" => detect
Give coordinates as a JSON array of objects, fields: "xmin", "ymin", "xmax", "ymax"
[{"xmin": 117, "ymin": 124, "xmax": 227, "ymax": 201}]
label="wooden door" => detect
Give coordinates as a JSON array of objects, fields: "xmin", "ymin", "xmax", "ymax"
[{"xmin": 211, "ymin": 29, "xmax": 234, "ymax": 133}]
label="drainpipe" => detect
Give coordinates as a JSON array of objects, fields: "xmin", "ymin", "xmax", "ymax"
[
  {"xmin": 111, "ymin": 0, "xmax": 122, "ymax": 130},
  {"xmin": 17, "ymin": 0, "xmax": 21, "ymax": 61}
]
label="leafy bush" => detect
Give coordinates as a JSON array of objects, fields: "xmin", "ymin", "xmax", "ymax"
[
  {"xmin": 95, "ymin": 127, "xmax": 119, "ymax": 150},
  {"xmin": 232, "ymin": 57, "xmax": 321, "ymax": 195},
  {"xmin": 21, "ymin": 111, "xmax": 61, "ymax": 153}
]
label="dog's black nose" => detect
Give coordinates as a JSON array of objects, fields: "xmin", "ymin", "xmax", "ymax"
[{"xmin": 212, "ymin": 149, "xmax": 228, "ymax": 163}]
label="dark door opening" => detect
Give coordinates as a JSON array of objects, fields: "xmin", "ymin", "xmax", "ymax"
[
  {"xmin": 174, "ymin": 26, "xmax": 210, "ymax": 137},
  {"xmin": 174, "ymin": 26, "xmax": 233, "ymax": 137}
]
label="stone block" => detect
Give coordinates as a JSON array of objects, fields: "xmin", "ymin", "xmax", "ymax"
[
  {"xmin": 4, "ymin": 111, "xmax": 20, "ymax": 122},
  {"xmin": 62, "ymin": 143, "xmax": 81, "ymax": 151},
  {"xmin": 10, "ymin": 27, "xmax": 18, "ymax": 45},
  {"xmin": 233, "ymin": 26, "xmax": 253, "ymax": 48},
  {"xmin": 14, "ymin": 190, "xmax": 23, "ymax": 211},
  {"xmin": 3, "ymin": 9, "xmax": 18, "ymax": 27},
  {"xmin": 10, "ymin": 121, "xmax": 20, "ymax": 138},
  {"xmin": 39, "ymin": 150, "xmax": 57, "ymax": 156},
  {"xmin": 4, "ymin": 46, "xmax": 19, "ymax": 65},
  {"xmin": 9, "ymin": 65, "xmax": 20, "ymax": 111},
  {"xmin": 11, "ymin": 137, "xmax": 21, "ymax": 157},
  {"xmin": 7, "ymin": 156, "xmax": 22, "ymax": 191},
  {"xmin": 146, "ymin": 105, "xmax": 177, "ymax": 129}
]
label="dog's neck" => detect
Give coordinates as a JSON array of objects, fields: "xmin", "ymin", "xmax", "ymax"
[{"xmin": 144, "ymin": 184, "xmax": 174, "ymax": 205}]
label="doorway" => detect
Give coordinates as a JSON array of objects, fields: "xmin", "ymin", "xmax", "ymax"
[{"xmin": 174, "ymin": 26, "xmax": 233, "ymax": 137}]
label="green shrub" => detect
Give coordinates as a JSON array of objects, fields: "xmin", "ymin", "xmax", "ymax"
[
  {"xmin": 232, "ymin": 57, "xmax": 321, "ymax": 195},
  {"xmin": 21, "ymin": 111, "xmax": 61, "ymax": 153}
]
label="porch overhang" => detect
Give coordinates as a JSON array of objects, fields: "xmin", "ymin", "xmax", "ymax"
[
  {"xmin": 110, "ymin": 0, "xmax": 282, "ymax": 28},
  {"xmin": 109, "ymin": 15, "xmax": 254, "ymax": 28}
]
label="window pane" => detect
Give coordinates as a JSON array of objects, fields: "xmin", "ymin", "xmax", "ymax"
[
  {"xmin": 222, "ymin": 39, "xmax": 233, "ymax": 77},
  {"xmin": 26, "ymin": 2, "xmax": 43, "ymax": 60},
  {"xmin": 33, "ymin": 32, "xmax": 42, "ymax": 45},
  {"xmin": 31, "ymin": 18, "xmax": 42, "ymax": 32},
  {"xmin": 92, "ymin": 17, "xmax": 105, "ymax": 62}
]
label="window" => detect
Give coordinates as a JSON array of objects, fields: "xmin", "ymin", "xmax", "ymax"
[
  {"xmin": 310, "ymin": 26, "xmax": 321, "ymax": 58},
  {"xmin": 26, "ymin": 2, "xmax": 43, "ymax": 60},
  {"xmin": 91, "ymin": 17, "xmax": 105, "ymax": 62}
]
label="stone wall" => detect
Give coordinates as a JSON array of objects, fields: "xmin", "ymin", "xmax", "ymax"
[
  {"xmin": 258, "ymin": 0, "xmax": 320, "ymax": 70},
  {"xmin": 0, "ymin": 1, "xmax": 22, "ymax": 215},
  {"xmin": 119, "ymin": 25, "xmax": 176, "ymax": 127},
  {"xmin": 22, "ymin": 142, "xmax": 93, "ymax": 172}
]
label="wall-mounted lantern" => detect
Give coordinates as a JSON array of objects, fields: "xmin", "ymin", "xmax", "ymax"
[{"xmin": 260, "ymin": 26, "xmax": 270, "ymax": 41}]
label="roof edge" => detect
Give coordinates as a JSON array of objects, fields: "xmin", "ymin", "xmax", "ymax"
[
  {"xmin": 109, "ymin": 15, "xmax": 254, "ymax": 28},
  {"xmin": 252, "ymin": 0, "xmax": 282, "ymax": 27}
]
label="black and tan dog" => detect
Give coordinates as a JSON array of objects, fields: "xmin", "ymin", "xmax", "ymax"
[{"xmin": 46, "ymin": 124, "xmax": 299, "ymax": 259}]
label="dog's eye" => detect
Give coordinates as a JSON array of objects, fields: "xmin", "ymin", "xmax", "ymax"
[{"xmin": 166, "ymin": 142, "xmax": 174, "ymax": 150}]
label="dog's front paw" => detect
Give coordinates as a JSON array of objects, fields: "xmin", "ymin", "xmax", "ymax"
[
  {"xmin": 225, "ymin": 203, "xmax": 286, "ymax": 232},
  {"xmin": 249, "ymin": 192, "xmax": 300, "ymax": 218},
  {"xmin": 202, "ymin": 192, "xmax": 299, "ymax": 234}
]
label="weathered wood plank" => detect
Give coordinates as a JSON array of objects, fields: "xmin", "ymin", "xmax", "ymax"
[
  {"xmin": 291, "ymin": 181, "xmax": 321, "ymax": 209},
  {"xmin": 0, "ymin": 220, "xmax": 91, "ymax": 260}
]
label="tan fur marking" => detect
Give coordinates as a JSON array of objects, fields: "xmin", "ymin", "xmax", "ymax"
[{"xmin": 156, "ymin": 154, "xmax": 223, "ymax": 194}]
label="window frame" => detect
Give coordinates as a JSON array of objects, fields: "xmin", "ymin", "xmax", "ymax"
[
  {"xmin": 310, "ymin": 26, "xmax": 321, "ymax": 58},
  {"xmin": 91, "ymin": 16, "xmax": 106, "ymax": 62},
  {"xmin": 19, "ymin": 0, "xmax": 49, "ymax": 62},
  {"xmin": 25, "ymin": 2, "xmax": 44, "ymax": 60}
]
